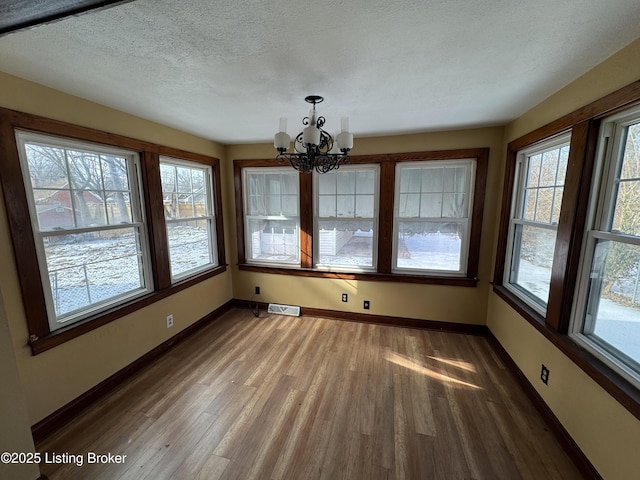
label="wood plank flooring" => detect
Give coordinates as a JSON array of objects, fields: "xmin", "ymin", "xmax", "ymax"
[{"xmin": 36, "ymin": 308, "xmax": 583, "ymax": 479}]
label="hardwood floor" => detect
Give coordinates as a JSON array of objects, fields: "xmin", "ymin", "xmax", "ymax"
[{"xmin": 37, "ymin": 308, "xmax": 583, "ymax": 479}]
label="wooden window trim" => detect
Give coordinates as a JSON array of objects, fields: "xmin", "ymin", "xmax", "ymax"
[
  {"xmin": 492, "ymin": 80, "xmax": 640, "ymax": 420},
  {"xmin": 0, "ymin": 107, "xmax": 227, "ymax": 354},
  {"xmin": 234, "ymin": 148, "xmax": 488, "ymax": 285}
]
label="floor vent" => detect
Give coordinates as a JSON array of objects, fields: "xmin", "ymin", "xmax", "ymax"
[{"xmin": 267, "ymin": 303, "xmax": 301, "ymax": 316}]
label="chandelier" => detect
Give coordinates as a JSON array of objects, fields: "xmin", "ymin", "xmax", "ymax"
[{"xmin": 274, "ymin": 95, "xmax": 353, "ymax": 174}]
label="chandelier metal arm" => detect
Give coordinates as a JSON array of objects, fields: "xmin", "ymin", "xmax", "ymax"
[{"xmin": 274, "ymin": 95, "xmax": 352, "ymax": 174}]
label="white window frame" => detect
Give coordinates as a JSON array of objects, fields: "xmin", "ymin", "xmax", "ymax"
[
  {"xmin": 242, "ymin": 166, "xmax": 300, "ymax": 267},
  {"xmin": 570, "ymin": 106, "xmax": 640, "ymax": 389},
  {"xmin": 392, "ymin": 159, "xmax": 475, "ymax": 276},
  {"xmin": 15, "ymin": 130, "xmax": 152, "ymax": 332},
  {"xmin": 160, "ymin": 156, "xmax": 218, "ymax": 281},
  {"xmin": 313, "ymin": 164, "xmax": 380, "ymax": 272},
  {"xmin": 504, "ymin": 132, "xmax": 571, "ymax": 315}
]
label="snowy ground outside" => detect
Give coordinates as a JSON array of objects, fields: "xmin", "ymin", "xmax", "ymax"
[
  {"xmin": 46, "ymin": 226, "xmax": 211, "ymax": 317},
  {"xmin": 518, "ymin": 258, "xmax": 640, "ymax": 363}
]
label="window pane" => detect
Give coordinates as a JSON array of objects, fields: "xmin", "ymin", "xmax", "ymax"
[
  {"xmin": 356, "ymin": 170, "xmax": 375, "ymax": 194},
  {"xmin": 44, "ymin": 228, "xmax": 145, "ymax": 319},
  {"xmin": 101, "ymin": 156, "xmax": 129, "ymax": 191},
  {"xmin": 612, "ymin": 125, "xmax": 640, "ymax": 236},
  {"xmin": 539, "ymin": 149, "xmax": 559, "ymax": 186},
  {"xmin": 398, "ymin": 193, "xmax": 420, "ymax": 217},
  {"xmin": 612, "ymin": 181, "xmax": 640, "ymax": 235},
  {"xmin": 421, "ymin": 168, "xmax": 443, "ymax": 193},
  {"xmin": 534, "ymin": 187, "xmax": 555, "ymax": 223},
  {"xmin": 167, "ymin": 219, "xmax": 212, "ymax": 278},
  {"xmin": 247, "ymin": 218, "xmax": 299, "ymax": 263},
  {"xmin": 527, "ymin": 154, "xmax": 541, "ymax": 187},
  {"xmin": 584, "ymin": 240, "xmax": 640, "ymax": 368},
  {"xmin": 319, "ymin": 195, "xmax": 335, "ymax": 217},
  {"xmin": 317, "ymin": 220, "xmax": 374, "ymax": 268},
  {"xmin": 281, "ymin": 194, "xmax": 298, "ymax": 216},
  {"xmin": 355, "ymin": 194, "xmax": 374, "ymax": 218},
  {"xmin": 318, "ymin": 173, "xmax": 336, "ymax": 194},
  {"xmin": 337, "ymin": 171, "xmax": 355, "ymax": 194},
  {"xmin": 522, "ymin": 188, "xmax": 538, "ymax": 222},
  {"xmin": 336, "ymin": 194, "xmax": 355, "ymax": 217},
  {"xmin": 25, "ymin": 144, "xmax": 67, "ymax": 189},
  {"xmin": 400, "ymin": 168, "xmax": 421, "ymax": 193},
  {"xmin": 419, "ymin": 193, "xmax": 442, "ymax": 218},
  {"xmin": 396, "ymin": 221, "xmax": 463, "ymax": 271},
  {"xmin": 105, "ymin": 191, "xmax": 132, "ymax": 224},
  {"xmin": 442, "ymin": 193, "xmax": 465, "ymax": 218},
  {"xmin": 509, "ymin": 224, "xmax": 557, "ymax": 305}
]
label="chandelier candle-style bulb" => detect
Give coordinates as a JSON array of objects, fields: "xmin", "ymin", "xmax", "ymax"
[
  {"xmin": 337, "ymin": 131, "xmax": 353, "ymax": 150},
  {"xmin": 274, "ymin": 117, "xmax": 290, "ymax": 150},
  {"xmin": 303, "ymin": 125, "xmax": 321, "ymax": 146},
  {"xmin": 275, "ymin": 95, "xmax": 353, "ymax": 174}
]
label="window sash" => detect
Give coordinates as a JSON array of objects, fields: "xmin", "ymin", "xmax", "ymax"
[
  {"xmin": 504, "ymin": 133, "xmax": 571, "ymax": 313},
  {"xmin": 160, "ymin": 157, "xmax": 218, "ymax": 281},
  {"xmin": 16, "ymin": 131, "xmax": 152, "ymax": 331},
  {"xmin": 570, "ymin": 107, "xmax": 640, "ymax": 389},
  {"xmin": 393, "ymin": 159, "xmax": 474, "ymax": 275},
  {"xmin": 313, "ymin": 165, "xmax": 379, "ymax": 271},
  {"xmin": 243, "ymin": 167, "xmax": 300, "ymax": 266}
]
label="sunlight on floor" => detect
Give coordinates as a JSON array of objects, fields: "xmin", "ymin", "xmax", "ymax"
[{"xmin": 384, "ymin": 351, "xmax": 483, "ymax": 390}]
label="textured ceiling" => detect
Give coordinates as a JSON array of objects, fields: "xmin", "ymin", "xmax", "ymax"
[{"xmin": 0, "ymin": 0, "xmax": 639, "ymax": 144}]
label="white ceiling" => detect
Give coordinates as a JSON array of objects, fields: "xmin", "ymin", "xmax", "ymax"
[{"xmin": 0, "ymin": 0, "xmax": 639, "ymax": 144}]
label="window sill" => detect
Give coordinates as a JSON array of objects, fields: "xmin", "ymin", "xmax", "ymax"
[
  {"xmin": 492, "ymin": 283, "xmax": 640, "ymax": 421},
  {"xmin": 238, "ymin": 263, "xmax": 478, "ymax": 287},
  {"xmin": 30, "ymin": 264, "xmax": 228, "ymax": 355}
]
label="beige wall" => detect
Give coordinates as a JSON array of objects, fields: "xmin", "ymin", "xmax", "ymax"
[
  {"xmin": 487, "ymin": 37, "xmax": 640, "ymax": 480},
  {"xmin": 0, "ymin": 72, "xmax": 234, "ymax": 424},
  {"xmin": 226, "ymin": 127, "xmax": 504, "ymax": 325},
  {"xmin": 0, "ymin": 292, "xmax": 41, "ymax": 480}
]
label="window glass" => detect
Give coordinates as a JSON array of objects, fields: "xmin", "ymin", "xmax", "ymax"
[
  {"xmin": 18, "ymin": 132, "xmax": 151, "ymax": 330},
  {"xmin": 572, "ymin": 112, "xmax": 640, "ymax": 386},
  {"xmin": 244, "ymin": 168, "xmax": 300, "ymax": 265},
  {"xmin": 505, "ymin": 134, "xmax": 570, "ymax": 312},
  {"xmin": 160, "ymin": 157, "xmax": 217, "ymax": 280},
  {"xmin": 314, "ymin": 165, "xmax": 379, "ymax": 270},
  {"xmin": 394, "ymin": 160, "xmax": 474, "ymax": 274}
]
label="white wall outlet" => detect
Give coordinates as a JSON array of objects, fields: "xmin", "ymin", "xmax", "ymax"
[{"xmin": 166, "ymin": 314, "xmax": 174, "ymax": 328}]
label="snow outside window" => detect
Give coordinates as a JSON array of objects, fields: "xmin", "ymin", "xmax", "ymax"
[
  {"xmin": 160, "ymin": 157, "xmax": 218, "ymax": 281},
  {"xmin": 16, "ymin": 131, "xmax": 152, "ymax": 332},
  {"xmin": 314, "ymin": 165, "xmax": 379, "ymax": 270},
  {"xmin": 393, "ymin": 160, "xmax": 475, "ymax": 275},
  {"xmin": 571, "ymin": 107, "xmax": 640, "ymax": 388},
  {"xmin": 243, "ymin": 167, "xmax": 300, "ymax": 266},
  {"xmin": 505, "ymin": 134, "xmax": 570, "ymax": 314}
]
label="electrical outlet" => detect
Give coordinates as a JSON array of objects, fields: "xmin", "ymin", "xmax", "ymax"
[
  {"xmin": 363, "ymin": 300, "xmax": 370, "ymax": 310},
  {"xmin": 540, "ymin": 364, "xmax": 549, "ymax": 385},
  {"xmin": 166, "ymin": 314, "xmax": 174, "ymax": 328},
  {"xmin": 342, "ymin": 293, "xmax": 348, "ymax": 302},
  {"xmin": 255, "ymin": 286, "xmax": 260, "ymax": 295}
]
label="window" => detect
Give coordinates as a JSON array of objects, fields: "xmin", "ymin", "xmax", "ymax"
[
  {"xmin": 571, "ymin": 107, "xmax": 640, "ymax": 387},
  {"xmin": 504, "ymin": 134, "xmax": 570, "ymax": 313},
  {"xmin": 16, "ymin": 131, "xmax": 151, "ymax": 331},
  {"xmin": 394, "ymin": 160, "xmax": 475, "ymax": 275},
  {"xmin": 314, "ymin": 165, "xmax": 379, "ymax": 270},
  {"xmin": 160, "ymin": 157, "xmax": 218, "ymax": 280},
  {"xmin": 0, "ymin": 108, "xmax": 227, "ymax": 353},
  {"xmin": 236, "ymin": 149, "xmax": 488, "ymax": 283},
  {"xmin": 243, "ymin": 167, "xmax": 300, "ymax": 266}
]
